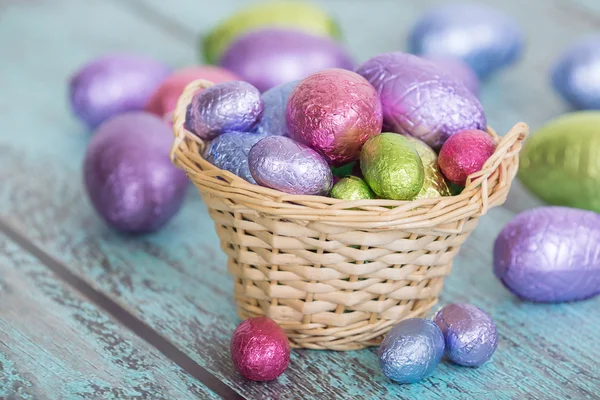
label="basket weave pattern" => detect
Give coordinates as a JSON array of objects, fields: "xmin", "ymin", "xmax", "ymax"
[{"xmin": 171, "ymin": 80, "xmax": 529, "ymax": 350}]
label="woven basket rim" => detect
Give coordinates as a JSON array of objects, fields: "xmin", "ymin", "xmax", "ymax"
[{"xmin": 170, "ymin": 79, "xmax": 529, "ymax": 226}]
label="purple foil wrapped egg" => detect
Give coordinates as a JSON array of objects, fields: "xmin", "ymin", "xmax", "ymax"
[
  {"xmin": 254, "ymin": 80, "xmax": 299, "ymax": 137},
  {"xmin": 287, "ymin": 69, "xmax": 383, "ymax": 166},
  {"xmin": 69, "ymin": 53, "xmax": 172, "ymax": 129},
  {"xmin": 185, "ymin": 81, "xmax": 263, "ymax": 140},
  {"xmin": 84, "ymin": 112, "xmax": 188, "ymax": 234},
  {"xmin": 203, "ymin": 131, "xmax": 266, "ymax": 183},
  {"xmin": 356, "ymin": 52, "xmax": 486, "ymax": 150},
  {"xmin": 219, "ymin": 28, "xmax": 354, "ymax": 92},
  {"xmin": 230, "ymin": 317, "xmax": 290, "ymax": 381},
  {"xmin": 494, "ymin": 206, "xmax": 600, "ymax": 303},
  {"xmin": 248, "ymin": 136, "xmax": 333, "ymax": 195},
  {"xmin": 425, "ymin": 56, "xmax": 480, "ymax": 96},
  {"xmin": 434, "ymin": 304, "xmax": 498, "ymax": 367},
  {"xmin": 408, "ymin": 4, "xmax": 523, "ymax": 79}
]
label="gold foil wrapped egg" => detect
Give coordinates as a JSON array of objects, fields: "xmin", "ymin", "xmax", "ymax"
[
  {"xmin": 404, "ymin": 136, "xmax": 451, "ymax": 199},
  {"xmin": 360, "ymin": 133, "xmax": 425, "ymax": 200},
  {"xmin": 330, "ymin": 176, "xmax": 375, "ymax": 201}
]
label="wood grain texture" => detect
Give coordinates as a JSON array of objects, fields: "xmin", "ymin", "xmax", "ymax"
[
  {"xmin": 0, "ymin": 233, "xmax": 219, "ymax": 400},
  {"xmin": 1, "ymin": 0, "xmax": 600, "ymax": 398}
]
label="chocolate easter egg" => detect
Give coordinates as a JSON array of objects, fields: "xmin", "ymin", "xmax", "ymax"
[
  {"xmin": 330, "ymin": 176, "xmax": 375, "ymax": 201},
  {"xmin": 494, "ymin": 206, "xmax": 600, "ymax": 302},
  {"xmin": 204, "ymin": 131, "xmax": 266, "ymax": 184},
  {"xmin": 409, "ymin": 4, "xmax": 523, "ymax": 79},
  {"xmin": 253, "ymin": 80, "xmax": 299, "ymax": 137},
  {"xmin": 84, "ymin": 112, "xmax": 187, "ymax": 234},
  {"xmin": 552, "ymin": 35, "xmax": 600, "ymax": 110},
  {"xmin": 202, "ymin": 1, "xmax": 340, "ymax": 64},
  {"xmin": 248, "ymin": 136, "xmax": 332, "ymax": 195},
  {"xmin": 219, "ymin": 28, "xmax": 353, "ymax": 92},
  {"xmin": 231, "ymin": 317, "xmax": 290, "ymax": 381},
  {"xmin": 379, "ymin": 318, "xmax": 445, "ymax": 384},
  {"xmin": 70, "ymin": 54, "xmax": 172, "ymax": 129},
  {"xmin": 287, "ymin": 69, "xmax": 382, "ymax": 166},
  {"xmin": 425, "ymin": 56, "xmax": 480, "ymax": 96},
  {"xmin": 356, "ymin": 52, "xmax": 486, "ymax": 150},
  {"xmin": 519, "ymin": 112, "xmax": 600, "ymax": 212},
  {"xmin": 185, "ymin": 81, "xmax": 263, "ymax": 140},
  {"xmin": 145, "ymin": 66, "xmax": 240, "ymax": 118},
  {"xmin": 438, "ymin": 129, "xmax": 496, "ymax": 186},
  {"xmin": 404, "ymin": 136, "xmax": 450, "ymax": 199},
  {"xmin": 434, "ymin": 303, "xmax": 498, "ymax": 367},
  {"xmin": 360, "ymin": 133, "xmax": 424, "ymax": 200}
]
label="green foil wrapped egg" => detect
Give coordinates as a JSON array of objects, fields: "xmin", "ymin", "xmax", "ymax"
[
  {"xmin": 330, "ymin": 176, "xmax": 375, "ymax": 200},
  {"xmin": 360, "ymin": 133, "xmax": 425, "ymax": 200},
  {"xmin": 519, "ymin": 111, "xmax": 600, "ymax": 212},
  {"xmin": 404, "ymin": 136, "xmax": 451, "ymax": 199},
  {"xmin": 202, "ymin": 2, "xmax": 341, "ymax": 64}
]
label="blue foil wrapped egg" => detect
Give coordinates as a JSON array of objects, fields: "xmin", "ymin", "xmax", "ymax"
[
  {"xmin": 408, "ymin": 4, "xmax": 523, "ymax": 79},
  {"xmin": 552, "ymin": 35, "xmax": 600, "ymax": 110},
  {"xmin": 84, "ymin": 112, "xmax": 188, "ymax": 234},
  {"xmin": 204, "ymin": 131, "xmax": 266, "ymax": 183},
  {"xmin": 433, "ymin": 304, "xmax": 498, "ymax": 367},
  {"xmin": 378, "ymin": 318, "xmax": 445, "ymax": 384},
  {"xmin": 185, "ymin": 81, "xmax": 263, "ymax": 140},
  {"xmin": 254, "ymin": 80, "xmax": 299, "ymax": 137},
  {"xmin": 248, "ymin": 136, "xmax": 333, "ymax": 195}
]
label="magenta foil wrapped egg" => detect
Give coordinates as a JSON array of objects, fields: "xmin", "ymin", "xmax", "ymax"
[
  {"xmin": 438, "ymin": 129, "xmax": 496, "ymax": 186},
  {"xmin": 69, "ymin": 53, "xmax": 172, "ymax": 129},
  {"xmin": 185, "ymin": 81, "xmax": 263, "ymax": 140},
  {"xmin": 356, "ymin": 52, "xmax": 486, "ymax": 150},
  {"xmin": 230, "ymin": 317, "xmax": 290, "ymax": 381},
  {"xmin": 219, "ymin": 28, "xmax": 354, "ymax": 92},
  {"xmin": 248, "ymin": 136, "xmax": 333, "ymax": 195},
  {"xmin": 84, "ymin": 112, "xmax": 188, "ymax": 234},
  {"xmin": 287, "ymin": 69, "xmax": 383, "ymax": 166}
]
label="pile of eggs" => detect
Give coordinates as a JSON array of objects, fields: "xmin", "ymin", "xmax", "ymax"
[
  {"xmin": 231, "ymin": 303, "xmax": 498, "ymax": 384},
  {"xmin": 191, "ymin": 54, "xmax": 497, "ymax": 201}
]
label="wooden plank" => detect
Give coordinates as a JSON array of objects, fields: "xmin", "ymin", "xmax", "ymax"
[
  {"xmin": 1, "ymin": 0, "xmax": 599, "ymax": 398},
  {"xmin": 0, "ymin": 233, "xmax": 220, "ymax": 400}
]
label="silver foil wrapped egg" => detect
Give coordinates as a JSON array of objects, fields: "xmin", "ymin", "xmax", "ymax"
[
  {"xmin": 356, "ymin": 52, "xmax": 486, "ymax": 150},
  {"xmin": 434, "ymin": 303, "xmax": 498, "ymax": 367},
  {"xmin": 248, "ymin": 136, "xmax": 333, "ymax": 195},
  {"xmin": 203, "ymin": 131, "xmax": 266, "ymax": 183},
  {"xmin": 408, "ymin": 4, "xmax": 523, "ymax": 79},
  {"xmin": 185, "ymin": 81, "xmax": 263, "ymax": 140}
]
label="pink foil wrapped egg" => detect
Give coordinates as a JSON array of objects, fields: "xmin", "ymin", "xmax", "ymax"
[
  {"xmin": 144, "ymin": 66, "xmax": 239, "ymax": 118},
  {"xmin": 438, "ymin": 129, "xmax": 496, "ymax": 186},
  {"xmin": 219, "ymin": 28, "xmax": 354, "ymax": 92},
  {"xmin": 356, "ymin": 52, "xmax": 486, "ymax": 150},
  {"xmin": 230, "ymin": 317, "xmax": 290, "ymax": 381},
  {"xmin": 69, "ymin": 53, "xmax": 172, "ymax": 129},
  {"xmin": 286, "ymin": 69, "xmax": 383, "ymax": 166}
]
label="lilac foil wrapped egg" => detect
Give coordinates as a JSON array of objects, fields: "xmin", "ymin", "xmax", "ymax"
[
  {"xmin": 408, "ymin": 4, "xmax": 523, "ymax": 79},
  {"xmin": 248, "ymin": 136, "xmax": 333, "ymax": 195},
  {"xmin": 287, "ymin": 69, "xmax": 383, "ymax": 166},
  {"xmin": 494, "ymin": 206, "xmax": 600, "ymax": 303},
  {"xmin": 84, "ymin": 112, "xmax": 188, "ymax": 234},
  {"xmin": 254, "ymin": 80, "xmax": 299, "ymax": 137},
  {"xmin": 551, "ymin": 35, "xmax": 600, "ymax": 110},
  {"xmin": 425, "ymin": 56, "xmax": 480, "ymax": 96},
  {"xmin": 356, "ymin": 52, "xmax": 486, "ymax": 150},
  {"xmin": 434, "ymin": 304, "xmax": 498, "ymax": 367},
  {"xmin": 185, "ymin": 81, "xmax": 263, "ymax": 140},
  {"xmin": 219, "ymin": 28, "xmax": 354, "ymax": 92},
  {"xmin": 203, "ymin": 131, "xmax": 266, "ymax": 183},
  {"xmin": 69, "ymin": 54, "xmax": 172, "ymax": 129}
]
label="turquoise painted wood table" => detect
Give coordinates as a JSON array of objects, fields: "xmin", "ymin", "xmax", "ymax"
[{"xmin": 1, "ymin": 0, "xmax": 599, "ymax": 398}]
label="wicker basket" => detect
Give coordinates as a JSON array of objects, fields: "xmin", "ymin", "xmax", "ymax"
[{"xmin": 170, "ymin": 79, "xmax": 529, "ymax": 351}]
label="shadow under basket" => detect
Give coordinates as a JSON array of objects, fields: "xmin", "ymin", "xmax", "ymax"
[{"xmin": 170, "ymin": 79, "xmax": 529, "ymax": 351}]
